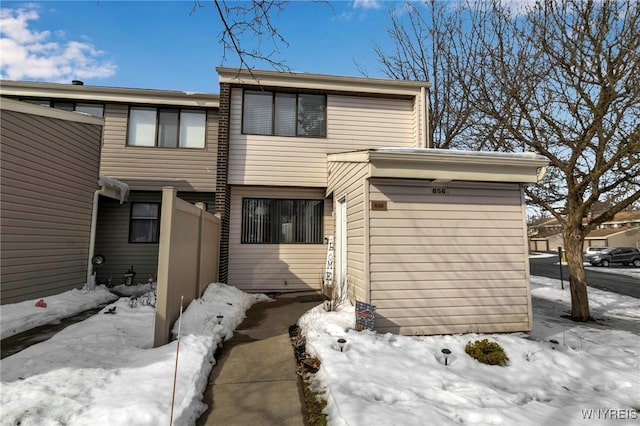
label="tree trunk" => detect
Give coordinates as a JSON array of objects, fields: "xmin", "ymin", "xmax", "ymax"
[{"xmin": 564, "ymin": 228, "xmax": 591, "ymax": 321}]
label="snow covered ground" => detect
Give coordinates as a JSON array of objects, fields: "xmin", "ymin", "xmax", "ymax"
[
  {"xmin": 0, "ymin": 283, "xmax": 269, "ymax": 426},
  {"xmin": 299, "ymin": 275, "xmax": 640, "ymax": 426},
  {"xmin": 1, "ymin": 274, "xmax": 638, "ymax": 426},
  {"xmin": 0, "ymin": 286, "xmax": 118, "ymax": 340}
]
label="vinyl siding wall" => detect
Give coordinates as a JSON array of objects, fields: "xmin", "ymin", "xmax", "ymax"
[
  {"xmin": 227, "ymin": 186, "xmax": 333, "ymax": 292},
  {"xmin": 1, "ymin": 110, "xmax": 102, "ymax": 304},
  {"xmin": 604, "ymin": 228, "xmax": 640, "ymax": 248},
  {"xmin": 368, "ymin": 179, "xmax": 532, "ymax": 335},
  {"xmin": 99, "ymin": 104, "xmax": 218, "ymax": 191},
  {"xmin": 327, "ymin": 161, "xmax": 370, "ymax": 303},
  {"xmin": 228, "ymin": 88, "xmax": 415, "ymax": 187},
  {"xmin": 93, "ymin": 191, "xmax": 215, "ymax": 285}
]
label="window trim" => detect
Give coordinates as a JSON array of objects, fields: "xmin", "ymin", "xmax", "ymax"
[
  {"xmin": 241, "ymin": 197, "xmax": 324, "ymax": 244},
  {"xmin": 128, "ymin": 202, "xmax": 161, "ymax": 244},
  {"xmin": 126, "ymin": 106, "xmax": 208, "ymax": 149},
  {"xmin": 241, "ymin": 90, "xmax": 327, "ymax": 138}
]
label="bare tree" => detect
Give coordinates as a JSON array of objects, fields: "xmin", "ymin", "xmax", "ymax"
[
  {"xmin": 191, "ymin": 0, "xmax": 290, "ymax": 71},
  {"xmin": 369, "ymin": 1, "xmax": 483, "ymax": 148},
  {"xmin": 377, "ymin": 0, "xmax": 640, "ymax": 321},
  {"xmin": 192, "ymin": 0, "xmax": 330, "ymax": 73}
]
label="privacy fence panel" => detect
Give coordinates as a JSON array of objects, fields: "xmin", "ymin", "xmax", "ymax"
[{"xmin": 154, "ymin": 187, "xmax": 221, "ymax": 347}]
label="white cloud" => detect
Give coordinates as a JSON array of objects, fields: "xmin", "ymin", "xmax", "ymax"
[
  {"xmin": 353, "ymin": 0, "xmax": 382, "ymax": 10},
  {"xmin": 0, "ymin": 6, "xmax": 116, "ymax": 82}
]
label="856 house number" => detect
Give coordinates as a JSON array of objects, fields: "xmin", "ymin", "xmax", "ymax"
[{"xmin": 432, "ymin": 187, "xmax": 447, "ymax": 194}]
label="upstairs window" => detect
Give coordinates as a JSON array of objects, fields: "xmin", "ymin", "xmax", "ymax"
[
  {"xmin": 241, "ymin": 198, "xmax": 324, "ymax": 244},
  {"xmin": 128, "ymin": 107, "xmax": 206, "ymax": 148},
  {"xmin": 242, "ymin": 90, "xmax": 326, "ymax": 138}
]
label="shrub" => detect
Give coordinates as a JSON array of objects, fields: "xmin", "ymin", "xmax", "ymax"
[{"xmin": 464, "ymin": 339, "xmax": 509, "ymax": 366}]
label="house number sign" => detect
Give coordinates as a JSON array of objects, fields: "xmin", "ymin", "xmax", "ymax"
[
  {"xmin": 371, "ymin": 201, "xmax": 387, "ymax": 211},
  {"xmin": 432, "ymin": 187, "xmax": 448, "ymax": 195}
]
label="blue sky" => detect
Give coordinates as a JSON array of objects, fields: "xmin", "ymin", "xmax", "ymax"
[{"xmin": 0, "ymin": 1, "xmax": 404, "ymax": 93}]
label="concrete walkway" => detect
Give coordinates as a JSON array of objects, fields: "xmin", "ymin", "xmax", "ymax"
[{"xmin": 196, "ymin": 292, "xmax": 322, "ymax": 426}]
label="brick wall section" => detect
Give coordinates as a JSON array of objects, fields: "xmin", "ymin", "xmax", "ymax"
[{"xmin": 215, "ymin": 83, "xmax": 232, "ymax": 283}]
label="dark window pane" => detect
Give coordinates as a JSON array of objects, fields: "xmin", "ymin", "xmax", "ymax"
[
  {"xmin": 75, "ymin": 103, "xmax": 104, "ymax": 117},
  {"xmin": 241, "ymin": 198, "xmax": 323, "ymax": 244},
  {"xmin": 242, "ymin": 199, "xmax": 272, "ymax": 243},
  {"xmin": 53, "ymin": 102, "xmax": 74, "ymax": 112},
  {"xmin": 22, "ymin": 99, "xmax": 50, "ymax": 107},
  {"xmin": 297, "ymin": 200, "xmax": 323, "ymax": 243},
  {"xmin": 277, "ymin": 200, "xmax": 294, "ymax": 243},
  {"xmin": 298, "ymin": 94, "xmax": 326, "ymax": 137},
  {"xmin": 129, "ymin": 203, "xmax": 160, "ymax": 243}
]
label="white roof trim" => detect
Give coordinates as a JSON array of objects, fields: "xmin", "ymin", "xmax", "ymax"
[
  {"xmin": 217, "ymin": 67, "xmax": 430, "ymax": 96},
  {"xmin": 328, "ymin": 148, "xmax": 549, "ymax": 184},
  {"xmin": 0, "ymin": 81, "xmax": 220, "ymax": 108}
]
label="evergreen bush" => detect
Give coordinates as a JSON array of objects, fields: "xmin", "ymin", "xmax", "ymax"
[{"xmin": 464, "ymin": 339, "xmax": 509, "ymax": 366}]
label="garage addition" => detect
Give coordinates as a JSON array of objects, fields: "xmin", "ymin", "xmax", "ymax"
[{"xmin": 327, "ymin": 148, "xmax": 549, "ymax": 336}]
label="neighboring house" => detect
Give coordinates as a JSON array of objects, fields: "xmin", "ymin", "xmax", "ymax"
[
  {"xmin": 1, "ymin": 80, "xmax": 220, "ymax": 286},
  {"xmin": 529, "ymin": 230, "xmax": 564, "ymax": 252},
  {"xmin": 528, "ymin": 211, "xmax": 640, "ymax": 252},
  {"xmin": 585, "ymin": 227, "xmax": 640, "ymax": 249},
  {"xmin": 2, "ymin": 69, "xmax": 551, "ymax": 337},
  {"xmin": 0, "ymin": 98, "xmax": 107, "ymax": 303}
]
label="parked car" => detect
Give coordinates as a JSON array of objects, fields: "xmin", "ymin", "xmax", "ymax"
[
  {"xmin": 585, "ymin": 247, "xmax": 640, "ymax": 267},
  {"xmin": 585, "ymin": 246, "xmax": 610, "ymax": 255}
]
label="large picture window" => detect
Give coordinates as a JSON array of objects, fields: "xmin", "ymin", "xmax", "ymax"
[
  {"xmin": 242, "ymin": 90, "xmax": 326, "ymax": 138},
  {"xmin": 241, "ymin": 198, "xmax": 324, "ymax": 244},
  {"xmin": 128, "ymin": 107, "xmax": 206, "ymax": 148},
  {"xmin": 129, "ymin": 203, "xmax": 160, "ymax": 243}
]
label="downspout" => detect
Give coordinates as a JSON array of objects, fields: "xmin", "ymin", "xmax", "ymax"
[
  {"xmin": 86, "ymin": 176, "xmax": 129, "ymax": 290},
  {"xmin": 86, "ymin": 188, "xmax": 104, "ymax": 291}
]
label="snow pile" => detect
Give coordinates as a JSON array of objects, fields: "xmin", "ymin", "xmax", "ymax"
[
  {"xmin": 298, "ymin": 276, "xmax": 640, "ymax": 426},
  {"xmin": 0, "ymin": 283, "xmax": 266, "ymax": 426},
  {"xmin": 0, "ymin": 285, "xmax": 118, "ymax": 339}
]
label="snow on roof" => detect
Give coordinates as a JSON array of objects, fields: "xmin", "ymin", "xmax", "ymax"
[{"xmin": 372, "ymin": 147, "xmax": 544, "ymax": 160}]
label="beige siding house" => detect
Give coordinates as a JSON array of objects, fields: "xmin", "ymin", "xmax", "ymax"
[
  {"xmin": 0, "ymin": 99, "xmax": 104, "ymax": 303},
  {"xmin": 528, "ymin": 211, "xmax": 640, "ymax": 252},
  {"xmin": 3, "ymin": 69, "xmax": 553, "ymax": 339},
  {"xmin": 1, "ymin": 81, "xmax": 219, "ymax": 287},
  {"xmin": 585, "ymin": 227, "xmax": 640, "ymax": 249},
  {"xmin": 217, "ymin": 68, "xmax": 549, "ymax": 336}
]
